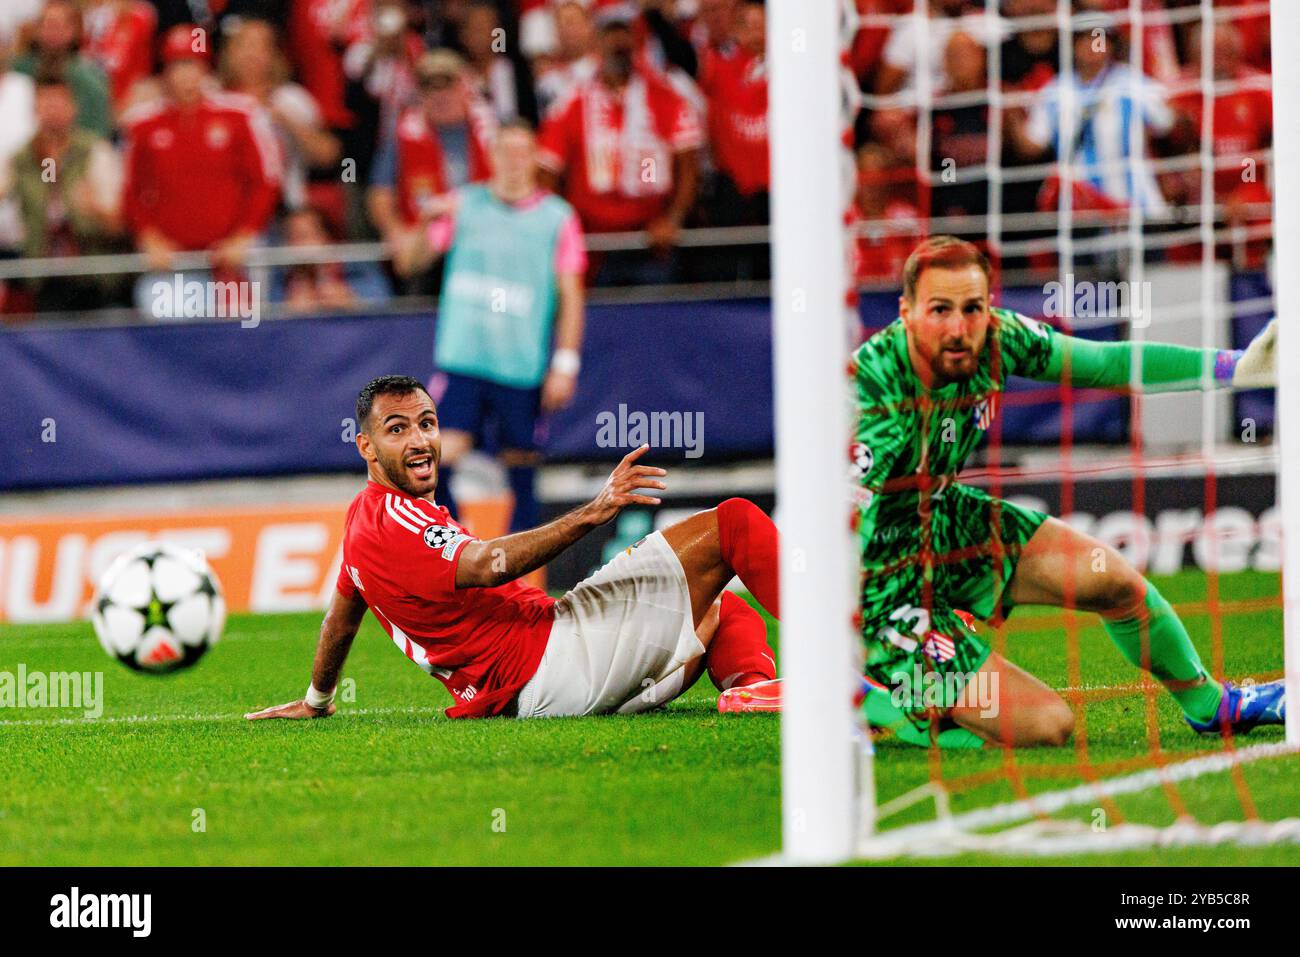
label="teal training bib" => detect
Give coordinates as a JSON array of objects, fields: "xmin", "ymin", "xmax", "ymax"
[{"xmin": 435, "ymin": 185, "xmax": 573, "ymax": 388}]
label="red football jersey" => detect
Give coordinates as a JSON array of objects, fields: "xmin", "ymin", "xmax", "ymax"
[
  {"xmin": 536, "ymin": 68, "xmax": 702, "ymax": 232},
  {"xmin": 122, "ymin": 92, "xmax": 282, "ymax": 250},
  {"xmin": 335, "ymin": 481, "xmax": 554, "ymax": 718},
  {"xmin": 700, "ymin": 47, "xmax": 769, "ymax": 196},
  {"xmin": 82, "ymin": 0, "xmax": 156, "ymax": 108},
  {"xmin": 1170, "ymin": 66, "xmax": 1272, "ymax": 197}
]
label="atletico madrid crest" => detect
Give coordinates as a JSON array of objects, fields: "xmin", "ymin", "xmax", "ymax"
[
  {"xmin": 921, "ymin": 631, "xmax": 958, "ymax": 663},
  {"xmin": 972, "ymin": 393, "xmax": 998, "ymax": 431}
]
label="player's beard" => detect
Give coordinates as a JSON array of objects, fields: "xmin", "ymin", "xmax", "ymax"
[
  {"xmin": 925, "ymin": 338, "xmax": 981, "ymax": 384},
  {"xmin": 377, "ymin": 444, "xmax": 440, "ymax": 499}
]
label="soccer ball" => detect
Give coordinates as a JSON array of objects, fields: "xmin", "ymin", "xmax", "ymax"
[{"xmin": 92, "ymin": 542, "xmax": 226, "ymax": 673}]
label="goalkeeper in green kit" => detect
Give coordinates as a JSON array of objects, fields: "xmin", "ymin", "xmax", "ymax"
[{"xmin": 854, "ymin": 236, "xmax": 1284, "ymax": 748}]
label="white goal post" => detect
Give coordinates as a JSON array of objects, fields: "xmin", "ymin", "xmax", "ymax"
[
  {"xmin": 1269, "ymin": 0, "xmax": 1300, "ymax": 748},
  {"xmin": 769, "ymin": 0, "xmax": 862, "ymax": 863}
]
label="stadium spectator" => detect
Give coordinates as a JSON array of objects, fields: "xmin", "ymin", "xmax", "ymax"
[
  {"xmin": 342, "ymin": 0, "xmax": 426, "ymax": 167},
  {"xmin": 869, "ymin": 106, "xmax": 919, "ymax": 172},
  {"xmin": 696, "ymin": 0, "xmax": 768, "ymax": 279},
  {"xmin": 460, "ymin": 0, "xmax": 539, "ymax": 125},
  {"xmin": 851, "ymin": 141, "xmax": 924, "ymax": 284},
  {"xmin": 999, "ymin": 0, "xmax": 1059, "ymax": 91},
  {"xmin": 534, "ymin": 0, "xmax": 598, "ymax": 115},
  {"xmin": 1208, "ymin": 0, "xmax": 1270, "ymax": 72},
  {"xmin": 518, "ymin": 0, "xmax": 559, "ymax": 67},
  {"xmin": 368, "ymin": 48, "xmax": 496, "ymax": 291},
  {"xmin": 0, "ymin": 1, "xmax": 43, "ymax": 45},
  {"xmin": 80, "ymin": 0, "xmax": 157, "ymax": 113},
  {"xmin": 394, "ymin": 120, "xmax": 587, "ymax": 533},
  {"xmin": 0, "ymin": 31, "xmax": 36, "ymax": 165},
  {"xmin": 1166, "ymin": 19, "xmax": 1272, "ymax": 268},
  {"xmin": 847, "ymin": 0, "xmax": 911, "ymax": 90},
  {"xmin": 875, "ymin": 0, "xmax": 1005, "ymax": 95},
  {"xmin": 0, "ymin": 63, "xmax": 124, "ymax": 311},
  {"xmin": 537, "ymin": 3, "xmax": 701, "ymax": 285},
  {"xmin": 221, "ymin": 17, "xmax": 341, "ymax": 214},
  {"xmin": 414, "ymin": 0, "xmax": 473, "ymax": 51},
  {"xmin": 929, "ymin": 31, "xmax": 989, "ymax": 237},
  {"xmin": 0, "ymin": 29, "xmax": 38, "ymax": 271},
  {"xmin": 146, "ymin": 0, "xmax": 289, "ymax": 38},
  {"xmin": 271, "ymin": 206, "xmax": 392, "ymax": 309},
  {"xmin": 994, "ymin": 0, "xmax": 1064, "ymax": 251},
  {"xmin": 637, "ymin": 0, "xmax": 703, "ymax": 80},
  {"xmin": 1004, "ymin": 6, "xmax": 1177, "ymax": 215},
  {"xmin": 682, "ymin": 0, "xmax": 739, "ymax": 59},
  {"xmin": 121, "ymin": 25, "xmax": 281, "ymax": 305},
  {"xmin": 12, "ymin": 0, "xmax": 113, "ymax": 137},
  {"xmin": 285, "ymin": 0, "xmax": 368, "ymax": 132}
]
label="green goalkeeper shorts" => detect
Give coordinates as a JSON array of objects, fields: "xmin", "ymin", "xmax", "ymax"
[{"xmin": 859, "ymin": 484, "xmax": 1049, "ymax": 718}]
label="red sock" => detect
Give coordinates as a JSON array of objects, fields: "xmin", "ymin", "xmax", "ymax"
[
  {"xmin": 707, "ymin": 592, "xmax": 777, "ymax": 691},
  {"xmin": 717, "ymin": 497, "xmax": 780, "ymax": 618}
]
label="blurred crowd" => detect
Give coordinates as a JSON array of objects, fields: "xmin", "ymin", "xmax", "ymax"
[
  {"xmin": 852, "ymin": 0, "xmax": 1274, "ymax": 282},
  {"xmin": 0, "ymin": 0, "xmax": 1276, "ymax": 316}
]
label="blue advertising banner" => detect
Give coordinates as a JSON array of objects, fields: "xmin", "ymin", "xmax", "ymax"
[{"xmin": 1, "ymin": 292, "xmax": 1135, "ymax": 491}]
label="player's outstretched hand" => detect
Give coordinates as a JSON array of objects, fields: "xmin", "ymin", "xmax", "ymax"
[
  {"xmin": 244, "ymin": 699, "xmax": 335, "ymax": 720},
  {"xmin": 1234, "ymin": 317, "xmax": 1277, "ymax": 389},
  {"xmin": 585, "ymin": 445, "xmax": 667, "ymax": 525}
]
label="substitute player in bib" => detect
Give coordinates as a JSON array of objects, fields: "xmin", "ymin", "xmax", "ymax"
[
  {"xmin": 246, "ymin": 375, "xmax": 780, "ymax": 721},
  {"xmin": 855, "ymin": 236, "xmax": 1284, "ymax": 748},
  {"xmin": 393, "ymin": 118, "xmax": 586, "ymax": 534}
]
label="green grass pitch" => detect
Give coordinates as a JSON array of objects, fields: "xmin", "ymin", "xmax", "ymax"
[{"xmin": 1, "ymin": 569, "xmax": 1295, "ymax": 866}]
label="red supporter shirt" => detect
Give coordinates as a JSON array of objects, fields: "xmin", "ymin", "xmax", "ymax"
[
  {"xmin": 1170, "ymin": 66, "xmax": 1272, "ymax": 197},
  {"xmin": 394, "ymin": 104, "xmax": 496, "ymax": 225},
  {"xmin": 122, "ymin": 92, "xmax": 283, "ymax": 250},
  {"xmin": 335, "ymin": 481, "xmax": 555, "ymax": 718},
  {"xmin": 537, "ymin": 68, "xmax": 702, "ymax": 232},
  {"xmin": 82, "ymin": 0, "xmax": 156, "ymax": 107},
  {"xmin": 287, "ymin": 0, "xmax": 369, "ymax": 129},
  {"xmin": 699, "ymin": 47, "xmax": 769, "ymax": 195}
]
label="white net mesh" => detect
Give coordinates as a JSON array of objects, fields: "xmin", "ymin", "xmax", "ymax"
[{"xmin": 838, "ymin": 0, "xmax": 1298, "ymax": 860}]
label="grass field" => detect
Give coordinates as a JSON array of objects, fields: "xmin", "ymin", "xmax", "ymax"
[{"xmin": 1, "ymin": 569, "xmax": 1296, "ymax": 866}]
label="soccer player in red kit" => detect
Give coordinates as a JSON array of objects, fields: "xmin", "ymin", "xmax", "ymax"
[{"xmin": 247, "ymin": 375, "xmax": 782, "ymax": 721}]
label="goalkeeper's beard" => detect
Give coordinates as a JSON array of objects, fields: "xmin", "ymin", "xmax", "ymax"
[{"xmin": 924, "ymin": 339, "xmax": 981, "ymax": 384}]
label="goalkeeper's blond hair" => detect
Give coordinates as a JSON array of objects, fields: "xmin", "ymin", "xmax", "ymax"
[{"xmin": 902, "ymin": 236, "xmax": 992, "ymax": 303}]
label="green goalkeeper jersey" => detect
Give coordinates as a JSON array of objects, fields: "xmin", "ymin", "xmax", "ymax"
[
  {"xmin": 851, "ymin": 307, "xmax": 1233, "ymax": 723},
  {"xmin": 851, "ymin": 307, "xmax": 1222, "ymax": 588}
]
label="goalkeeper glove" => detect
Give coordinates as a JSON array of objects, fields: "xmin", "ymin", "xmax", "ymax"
[{"xmin": 1232, "ymin": 318, "xmax": 1277, "ymax": 389}]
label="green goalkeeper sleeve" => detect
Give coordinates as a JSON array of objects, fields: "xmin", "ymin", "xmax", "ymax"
[{"xmin": 1035, "ymin": 334, "xmax": 1232, "ymax": 393}]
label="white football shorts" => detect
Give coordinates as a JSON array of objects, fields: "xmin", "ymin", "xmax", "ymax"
[{"xmin": 513, "ymin": 531, "xmax": 706, "ymax": 718}]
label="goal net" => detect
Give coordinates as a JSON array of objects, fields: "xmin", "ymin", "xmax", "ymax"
[{"xmin": 770, "ymin": 0, "xmax": 1300, "ymax": 863}]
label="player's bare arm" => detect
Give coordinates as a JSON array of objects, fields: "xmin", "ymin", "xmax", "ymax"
[
  {"xmin": 244, "ymin": 587, "xmax": 367, "ymax": 721},
  {"xmin": 541, "ymin": 270, "xmax": 585, "ymax": 412},
  {"xmin": 455, "ymin": 445, "xmax": 666, "ymax": 588}
]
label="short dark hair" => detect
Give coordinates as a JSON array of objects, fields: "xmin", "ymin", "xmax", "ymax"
[
  {"xmin": 32, "ymin": 60, "xmax": 70, "ymax": 90},
  {"xmin": 356, "ymin": 375, "xmax": 431, "ymax": 431},
  {"xmin": 902, "ymin": 235, "xmax": 992, "ymax": 302}
]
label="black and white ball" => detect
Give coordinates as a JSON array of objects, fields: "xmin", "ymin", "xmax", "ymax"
[{"xmin": 92, "ymin": 542, "xmax": 226, "ymax": 673}]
